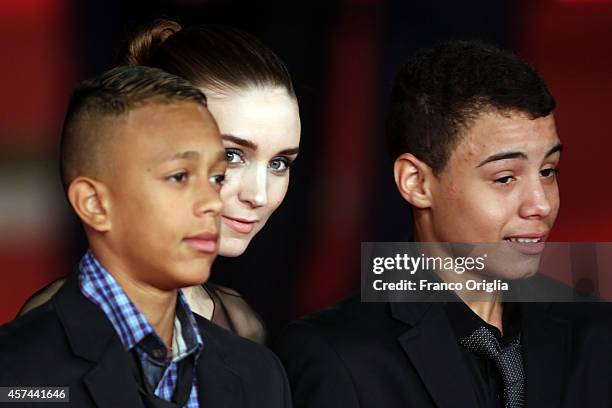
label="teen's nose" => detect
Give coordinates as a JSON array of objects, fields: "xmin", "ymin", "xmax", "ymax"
[
  {"xmin": 518, "ymin": 177, "xmax": 554, "ymax": 220},
  {"xmin": 193, "ymin": 180, "xmax": 223, "ymax": 217},
  {"xmin": 238, "ymin": 164, "xmax": 267, "ymax": 208}
]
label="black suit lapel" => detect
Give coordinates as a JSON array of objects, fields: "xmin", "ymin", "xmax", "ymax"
[
  {"xmin": 53, "ymin": 272, "xmax": 144, "ymax": 408},
  {"xmin": 82, "ymin": 346, "xmax": 144, "ymax": 407},
  {"xmin": 195, "ymin": 319, "xmax": 243, "ymax": 408},
  {"xmin": 520, "ymin": 302, "xmax": 571, "ymax": 408},
  {"xmin": 391, "ymin": 302, "xmax": 479, "ymax": 408}
]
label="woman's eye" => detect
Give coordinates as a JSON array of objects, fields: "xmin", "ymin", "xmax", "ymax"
[
  {"xmin": 540, "ymin": 168, "xmax": 558, "ymax": 178},
  {"xmin": 168, "ymin": 171, "xmax": 188, "ymax": 183},
  {"xmin": 494, "ymin": 175, "xmax": 515, "ymax": 185},
  {"xmin": 209, "ymin": 174, "xmax": 225, "ymax": 186},
  {"xmin": 269, "ymin": 158, "xmax": 290, "ymax": 173},
  {"xmin": 225, "ymin": 149, "xmax": 244, "ymax": 164}
]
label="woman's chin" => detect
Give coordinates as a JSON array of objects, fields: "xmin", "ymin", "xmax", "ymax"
[{"xmin": 218, "ymin": 236, "xmax": 251, "ymax": 258}]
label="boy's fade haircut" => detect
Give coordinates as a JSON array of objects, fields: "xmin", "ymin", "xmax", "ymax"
[
  {"xmin": 386, "ymin": 40, "xmax": 556, "ymax": 174},
  {"xmin": 60, "ymin": 65, "xmax": 208, "ymax": 191}
]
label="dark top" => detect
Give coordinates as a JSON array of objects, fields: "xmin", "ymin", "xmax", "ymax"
[
  {"xmin": 204, "ymin": 283, "xmax": 267, "ymax": 344},
  {"xmin": 17, "ymin": 278, "xmax": 267, "ymax": 344},
  {"xmin": 273, "ymin": 289, "xmax": 612, "ymax": 408},
  {"xmin": 444, "ymin": 302, "xmax": 521, "ymax": 408},
  {"xmin": 0, "ymin": 272, "xmax": 290, "ymax": 408}
]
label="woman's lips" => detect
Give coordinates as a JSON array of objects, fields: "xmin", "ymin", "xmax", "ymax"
[
  {"xmin": 222, "ymin": 216, "xmax": 257, "ymax": 234},
  {"xmin": 184, "ymin": 232, "xmax": 218, "ymax": 253}
]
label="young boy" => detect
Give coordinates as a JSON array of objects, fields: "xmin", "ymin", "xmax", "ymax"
[
  {"xmin": 0, "ymin": 66, "xmax": 290, "ymax": 407},
  {"xmin": 274, "ymin": 41, "xmax": 612, "ymax": 407}
]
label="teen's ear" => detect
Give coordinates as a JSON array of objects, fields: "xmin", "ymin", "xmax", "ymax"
[
  {"xmin": 393, "ymin": 153, "xmax": 434, "ymax": 209},
  {"xmin": 67, "ymin": 177, "xmax": 112, "ymax": 232}
]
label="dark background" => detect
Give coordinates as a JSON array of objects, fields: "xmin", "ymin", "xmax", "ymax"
[{"xmin": 2, "ymin": 0, "xmax": 612, "ymax": 339}]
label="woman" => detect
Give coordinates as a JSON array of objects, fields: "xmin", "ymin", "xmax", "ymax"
[{"xmin": 19, "ymin": 19, "xmax": 301, "ymax": 344}]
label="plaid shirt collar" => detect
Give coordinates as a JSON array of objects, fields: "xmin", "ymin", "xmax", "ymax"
[{"xmin": 78, "ymin": 250, "xmax": 203, "ymax": 357}]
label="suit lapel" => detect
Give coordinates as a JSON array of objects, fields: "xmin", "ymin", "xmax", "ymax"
[
  {"xmin": 53, "ymin": 272, "xmax": 144, "ymax": 408},
  {"xmin": 520, "ymin": 302, "xmax": 571, "ymax": 408},
  {"xmin": 391, "ymin": 302, "xmax": 479, "ymax": 408},
  {"xmin": 82, "ymin": 345, "xmax": 144, "ymax": 407},
  {"xmin": 195, "ymin": 319, "xmax": 243, "ymax": 408}
]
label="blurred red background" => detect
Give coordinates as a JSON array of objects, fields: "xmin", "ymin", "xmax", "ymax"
[{"xmin": 1, "ymin": 0, "xmax": 611, "ymax": 332}]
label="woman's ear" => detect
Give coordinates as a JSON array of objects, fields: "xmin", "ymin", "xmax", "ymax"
[
  {"xmin": 393, "ymin": 153, "xmax": 434, "ymax": 209},
  {"xmin": 67, "ymin": 177, "xmax": 112, "ymax": 232}
]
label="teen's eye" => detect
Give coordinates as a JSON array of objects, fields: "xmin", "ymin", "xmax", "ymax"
[
  {"xmin": 494, "ymin": 175, "xmax": 515, "ymax": 185},
  {"xmin": 209, "ymin": 174, "xmax": 225, "ymax": 186},
  {"xmin": 168, "ymin": 171, "xmax": 188, "ymax": 183},
  {"xmin": 269, "ymin": 157, "xmax": 291, "ymax": 174},
  {"xmin": 225, "ymin": 149, "xmax": 244, "ymax": 165},
  {"xmin": 540, "ymin": 167, "xmax": 559, "ymax": 178}
]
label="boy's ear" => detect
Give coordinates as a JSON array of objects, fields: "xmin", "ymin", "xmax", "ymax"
[
  {"xmin": 393, "ymin": 153, "xmax": 434, "ymax": 209},
  {"xmin": 67, "ymin": 177, "xmax": 112, "ymax": 232}
]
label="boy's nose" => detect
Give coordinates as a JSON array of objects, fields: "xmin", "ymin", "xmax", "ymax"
[
  {"xmin": 194, "ymin": 183, "xmax": 223, "ymax": 217},
  {"xmin": 518, "ymin": 179, "xmax": 554, "ymax": 220}
]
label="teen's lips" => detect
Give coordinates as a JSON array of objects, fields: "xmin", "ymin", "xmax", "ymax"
[
  {"xmin": 184, "ymin": 231, "xmax": 219, "ymax": 253},
  {"xmin": 222, "ymin": 215, "xmax": 258, "ymax": 234},
  {"xmin": 503, "ymin": 233, "xmax": 548, "ymax": 255}
]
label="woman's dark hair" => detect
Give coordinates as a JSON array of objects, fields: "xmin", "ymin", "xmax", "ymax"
[
  {"xmin": 117, "ymin": 19, "xmax": 295, "ymax": 98},
  {"xmin": 386, "ymin": 40, "xmax": 556, "ymax": 174}
]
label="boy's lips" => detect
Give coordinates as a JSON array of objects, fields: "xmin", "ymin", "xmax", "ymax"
[
  {"xmin": 184, "ymin": 231, "xmax": 219, "ymax": 253},
  {"xmin": 503, "ymin": 232, "xmax": 548, "ymax": 255},
  {"xmin": 222, "ymin": 215, "xmax": 258, "ymax": 234}
]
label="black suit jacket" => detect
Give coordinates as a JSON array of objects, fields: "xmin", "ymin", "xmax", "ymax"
[
  {"xmin": 0, "ymin": 273, "xmax": 291, "ymax": 408},
  {"xmin": 273, "ymin": 295, "xmax": 612, "ymax": 408}
]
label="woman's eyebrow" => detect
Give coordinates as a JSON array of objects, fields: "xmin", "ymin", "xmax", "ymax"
[
  {"xmin": 278, "ymin": 147, "xmax": 300, "ymax": 156},
  {"xmin": 222, "ymin": 134, "xmax": 299, "ymax": 156},
  {"xmin": 222, "ymin": 134, "xmax": 257, "ymax": 150}
]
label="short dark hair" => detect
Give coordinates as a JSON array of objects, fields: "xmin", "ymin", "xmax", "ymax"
[
  {"xmin": 116, "ymin": 19, "xmax": 295, "ymax": 98},
  {"xmin": 386, "ymin": 40, "xmax": 556, "ymax": 174},
  {"xmin": 60, "ymin": 65, "xmax": 207, "ymax": 190}
]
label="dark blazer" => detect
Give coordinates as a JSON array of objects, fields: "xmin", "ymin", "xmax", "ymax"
[
  {"xmin": 0, "ymin": 273, "xmax": 290, "ymax": 408},
  {"xmin": 273, "ymin": 295, "xmax": 612, "ymax": 408}
]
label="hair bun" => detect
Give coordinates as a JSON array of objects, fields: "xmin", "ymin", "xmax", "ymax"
[{"xmin": 116, "ymin": 19, "xmax": 182, "ymax": 66}]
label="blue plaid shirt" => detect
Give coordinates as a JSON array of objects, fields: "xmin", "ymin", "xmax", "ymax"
[{"xmin": 79, "ymin": 250, "xmax": 202, "ymax": 407}]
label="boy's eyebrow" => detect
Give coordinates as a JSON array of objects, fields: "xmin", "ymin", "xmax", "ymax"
[
  {"xmin": 223, "ymin": 134, "xmax": 257, "ymax": 150},
  {"xmin": 545, "ymin": 143, "xmax": 563, "ymax": 158},
  {"xmin": 476, "ymin": 142, "xmax": 563, "ymax": 168},
  {"xmin": 477, "ymin": 151, "xmax": 527, "ymax": 167},
  {"xmin": 155, "ymin": 150, "xmax": 226, "ymax": 167},
  {"xmin": 214, "ymin": 150, "xmax": 228, "ymax": 164},
  {"xmin": 160, "ymin": 150, "xmax": 200, "ymax": 163}
]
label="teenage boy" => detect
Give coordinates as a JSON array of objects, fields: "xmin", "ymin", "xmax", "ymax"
[
  {"xmin": 0, "ymin": 66, "xmax": 290, "ymax": 408},
  {"xmin": 274, "ymin": 41, "xmax": 612, "ymax": 408}
]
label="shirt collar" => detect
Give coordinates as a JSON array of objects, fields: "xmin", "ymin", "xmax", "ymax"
[
  {"xmin": 444, "ymin": 300, "xmax": 521, "ymax": 344},
  {"xmin": 78, "ymin": 250, "xmax": 203, "ymax": 359}
]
